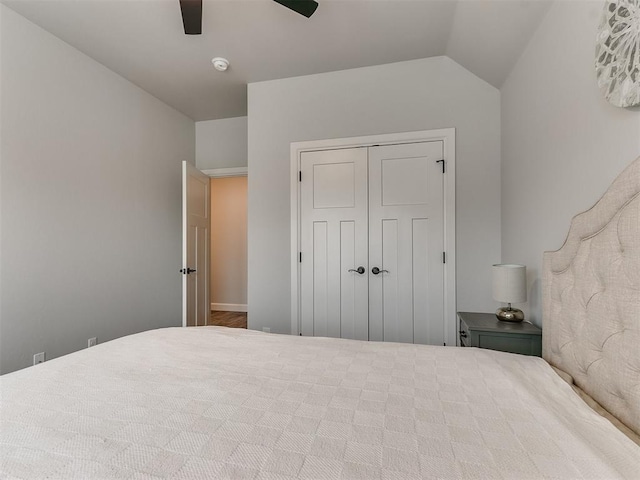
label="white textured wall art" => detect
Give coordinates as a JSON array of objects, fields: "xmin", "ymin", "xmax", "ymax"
[{"xmin": 595, "ymin": 0, "xmax": 640, "ymax": 107}]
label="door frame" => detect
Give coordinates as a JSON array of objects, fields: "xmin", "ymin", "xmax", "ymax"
[
  {"xmin": 201, "ymin": 166, "xmax": 249, "ymax": 315},
  {"xmin": 201, "ymin": 167, "xmax": 248, "ymax": 178},
  {"xmin": 289, "ymin": 128, "xmax": 457, "ymax": 346},
  {"xmin": 183, "ymin": 165, "xmax": 248, "ymax": 327}
]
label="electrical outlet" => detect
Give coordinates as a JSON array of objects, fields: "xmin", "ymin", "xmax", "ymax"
[
  {"xmin": 262, "ymin": 327, "xmax": 271, "ymax": 333},
  {"xmin": 33, "ymin": 352, "xmax": 45, "ymax": 365},
  {"xmin": 88, "ymin": 337, "xmax": 97, "ymax": 348}
]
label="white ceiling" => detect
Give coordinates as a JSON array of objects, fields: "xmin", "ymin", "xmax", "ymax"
[{"xmin": 3, "ymin": 0, "xmax": 552, "ymax": 121}]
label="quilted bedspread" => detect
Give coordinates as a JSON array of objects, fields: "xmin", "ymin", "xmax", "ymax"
[{"xmin": 1, "ymin": 327, "xmax": 639, "ymax": 479}]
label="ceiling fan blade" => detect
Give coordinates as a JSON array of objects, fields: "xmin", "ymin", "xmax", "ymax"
[
  {"xmin": 273, "ymin": 0, "xmax": 319, "ymax": 18},
  {"xmin": 179, "ymin": 0, "xmax": 202, "ymax": 35}
]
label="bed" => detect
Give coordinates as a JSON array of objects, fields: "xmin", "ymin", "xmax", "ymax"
[{"xmin": 1, "ymin": 159, "xmax": 639, "ymax": 479}]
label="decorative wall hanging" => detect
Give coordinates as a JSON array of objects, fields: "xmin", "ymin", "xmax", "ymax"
[{"xmin": 595, "ymin": 0, "xmax": 640, "ymax": 107}]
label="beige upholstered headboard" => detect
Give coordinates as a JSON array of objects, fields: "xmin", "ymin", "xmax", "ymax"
[{"xmin": 543, "ymin": 156, "xmax": 640, "ymax": 437}]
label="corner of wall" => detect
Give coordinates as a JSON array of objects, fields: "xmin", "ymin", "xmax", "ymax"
[{"xmin": 1, "ymin": 5, "xmax": 193, "ymax": 373}]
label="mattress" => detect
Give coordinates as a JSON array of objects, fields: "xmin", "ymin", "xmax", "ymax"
[{"xmin": 1, "ymin": 327, "xmax": 638, "ymax": 479}]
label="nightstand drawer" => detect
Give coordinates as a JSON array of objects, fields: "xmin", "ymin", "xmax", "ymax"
[
  {"xmin": 476, "ymin": 332, "xmax": 540, "ymax": 356},
  {"xmin": 457, "ymin": 312, "xmax": 542, "ymax": 356}
]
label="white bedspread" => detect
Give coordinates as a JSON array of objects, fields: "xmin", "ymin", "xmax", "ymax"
[{"xmin": 1, "ymin": 327, "xmax": 639, "ymax": 479}]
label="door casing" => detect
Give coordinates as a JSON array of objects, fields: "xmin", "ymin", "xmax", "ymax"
[
  {"xmin": 201, "ymin": 167, "xmax": 248, "ymax": 314},
  {"xmin": 290, "ymin": 129, "xmax": 457, "ymax": 346}
]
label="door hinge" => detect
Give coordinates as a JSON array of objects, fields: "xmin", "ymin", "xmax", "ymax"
[
  {"xmin": 442, "ymin": 252, "xmax": 446, "ymax": 263},
  {"xmin": 299, "ymin": 252, "xmax": 302, "ymax": 263},
  {"xmin": 436, "ymin": 159, "xmax": 445, "ymax": 173},
  {"xmin": 299, "ymin": 171, "xmax": 302, "ymax": 182}
]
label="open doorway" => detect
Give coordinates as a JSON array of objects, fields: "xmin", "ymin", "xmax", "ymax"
[{"xmin": 208, "ymin": 174, "xmax": 248, "ymax": 329}]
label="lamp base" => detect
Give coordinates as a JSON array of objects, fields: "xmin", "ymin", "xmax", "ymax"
[{"xmin": 495, "ymin": 307, "xmax": 524, "ymax": 322}]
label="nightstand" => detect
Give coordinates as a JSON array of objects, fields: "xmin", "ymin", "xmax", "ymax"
[{"xmin": 457, "ymin": 312, "xmax": 542, "ymax": 356}]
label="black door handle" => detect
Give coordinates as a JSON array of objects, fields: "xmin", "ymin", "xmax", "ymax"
[
  {"xmin": 348, "ymin": 266, "xmax": 365, "ymax": 275},
  {"xmin": 180, "ymin": 268, "xmax": 197, "ymax": 275},
  {"xmin": 372, "ymin": 267, "xmax": 389, "ymax": 275}
]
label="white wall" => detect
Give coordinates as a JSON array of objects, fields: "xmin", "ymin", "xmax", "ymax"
[
  {"xmin": 210, "ymin": 177, "xmax": 248, "ymax": 308},
  {"xmin": 0, "ymin": 5, "xmax": 195, "ymax": 374},
  {"xmin": 248, "ymin": 57, "xmax": 501, "ymax": 334},
  {"xmin": 501, "ymin": 0, "xmax": 640, "ymax": 326},
  {"xmin": 196, "ymin": 117, "xmax": 248, "ymax": 170}
]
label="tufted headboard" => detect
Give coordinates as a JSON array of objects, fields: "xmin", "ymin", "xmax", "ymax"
[{"xmin": 543, "ymin": 156, "xmax": 640, "ymax": 437}]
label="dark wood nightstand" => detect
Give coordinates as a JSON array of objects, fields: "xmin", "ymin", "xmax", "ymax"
[{"xmin": 457, "ymin": 312, "xmax": 542, "ymax": 356}]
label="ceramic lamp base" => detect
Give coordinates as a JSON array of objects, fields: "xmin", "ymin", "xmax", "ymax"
[{"xmin": 496, "ymin": 307, "xmax": 524, "ymax": 322}]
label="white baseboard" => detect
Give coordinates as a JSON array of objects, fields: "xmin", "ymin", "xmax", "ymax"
[{"xmin": 211, "ymin": 303, "xmax": 248, "ymax": 312}]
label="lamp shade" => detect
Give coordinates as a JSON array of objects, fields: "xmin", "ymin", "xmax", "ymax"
[{"xmin": 492, "ymin": 264, "xmax": 527, "ymax": 303}]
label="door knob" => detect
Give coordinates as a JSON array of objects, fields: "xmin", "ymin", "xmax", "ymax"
[
  {"xmin": 371, "ymin": 267, "xmax": 389, "ymax": 275},
  {"xmin": 348, "ymin": 266, "xmax": 365, "ymax": 275},
  {"xmin": 180, "ymin": 268, "xmax": 197, "ymax": 275}
]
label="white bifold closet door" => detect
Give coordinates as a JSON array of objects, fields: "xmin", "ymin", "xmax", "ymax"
[
  {"xmin": 300, "ymin": 148, "xmax": 369, "ymax": 340},
  {"xmin": 368, "ymin": 142, "xmax": 444, "ymax": 344},
  {"xmin": 300, "ymin": 141, "xmax": 445, "ymax": 345}
]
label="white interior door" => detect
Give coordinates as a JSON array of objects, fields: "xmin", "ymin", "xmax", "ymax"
[
  {"xmin": 368, "ymin": 142, "xmax": 445, "ymax": 344},
  {"xmin": 300, "ymin": 148, "xmax": 369, "ymax": 339},
  {"xmin": 298, "ymin": 141, "xmax": 446, "ymax": 345},
  {"xmin": 182, "ymin": 161, "xmax": 210, "ymax": 327}
]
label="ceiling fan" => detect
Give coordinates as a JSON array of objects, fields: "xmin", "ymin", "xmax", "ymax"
[{"xmin": 179, "ymin": 0, "xmax": 319, "ymax": 35}]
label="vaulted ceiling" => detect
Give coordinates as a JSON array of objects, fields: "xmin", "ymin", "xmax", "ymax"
[{"xmin": 3, "ymin": 0, "xmax": 552, "ymax": 121}]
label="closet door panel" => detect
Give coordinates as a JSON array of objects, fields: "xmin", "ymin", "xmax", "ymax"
[
  {"xmin": 339, "ymin": 221, "xmax": 368, "ymax": 340},
  {"xmin": 369, "ymin": 142, "xmax": 445, "ymax": 345},
  {"xmin": 300, "ymin": 148, "xmax": 369, "ymax": 339},
  {"xmin": 300, "ymin": 141, "xmax": 445, "ymax": 345},
  {"xmin": 381, "ymin": 220, "xmax": 398, "ymax": 341},
  {"xmin": 312, "ymin": 221, "xmax": 329, "ymax": 336}
]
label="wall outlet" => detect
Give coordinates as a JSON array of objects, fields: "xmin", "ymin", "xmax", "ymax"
[
  {"xmin": 262, "ymin": 327, "xmax": 271, "ymax": 333},
  {"xmin": 88, "ymin": 337, "xmax": 97, "ymax": 348},
  {"xmin": 33, "ymin": 352, "xmax": 45, "ymax": 365}
]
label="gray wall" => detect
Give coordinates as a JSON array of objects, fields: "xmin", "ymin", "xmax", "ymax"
[
  {"xmin": 196, "ymin": 117, "xmax": 248, "ymax": 170},
  {"xmin": 0, "ymin": 5, "xmax": 195, "ymax": 374},
  {"xmin": 501, "ymin": 0, "xmax": 640, "ymax": 326},
  {"xmin": 247, "ymin": 57, "xmax": 501, "ymax": 334}
]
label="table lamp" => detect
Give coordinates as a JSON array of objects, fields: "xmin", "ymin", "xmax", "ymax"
[{"xmin": 492, "ymin": 264, "xmax": 526, "ymax": 322}]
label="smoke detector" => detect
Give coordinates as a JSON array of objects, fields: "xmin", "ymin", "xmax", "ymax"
[{"xmin": 211, "ymin": 57, "xmax": 229, "ymax": 72}]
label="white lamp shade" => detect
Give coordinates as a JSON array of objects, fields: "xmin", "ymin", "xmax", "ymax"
[{"xmin": 492, "ymin": 264, "xmax": 527, "ymax": 303}]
